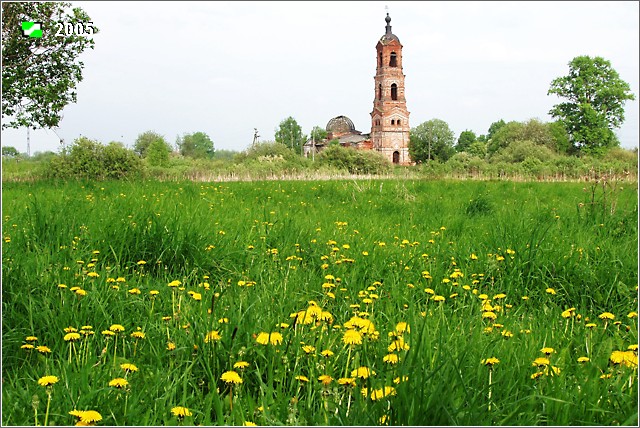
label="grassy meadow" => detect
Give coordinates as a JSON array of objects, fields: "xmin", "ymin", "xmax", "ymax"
[{"xmin": 1, "ymin": 178, "xmax": 638, "ymax": 426}]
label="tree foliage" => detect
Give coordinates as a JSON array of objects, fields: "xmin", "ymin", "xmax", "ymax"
[
  {"xmin": 177, "ymin": 131, "xmax": 214, "ymax": 159},
  {"xmin": 1, "ymin": 2, "xmax": 97, "ymax": 129},
  {"xmin": 275, "ymin": 116, "xmax": 306, "ymax": 155},
  {"xmin": 134, "ymin": 131, "xmax": 171, "ymax": 158},
  {"xmin": 2, "ymin": 146, "xmax": 20, "ymax": 158},
  {"xmin": 487, "ymin": 119, "xmax": 568, "ymax": 157},
  {"xmin": 317, "ymin": 145, "xmax": 391, "ymax": 175},
  {"xmin": 408, "ymin": 119, "xmax": 455, "ymax": 163},
  {"xmin": 456, "ymin": 130, "xmax": 477, "ymax": 152},
  {"xmin": 548, "ymin": 55, "xmax": 635, "ymax": 153},
  {"xmin": 47, "ymin": 137, "xmax": 143, "ymax": 180},
  {"xmin": 310, "ymin": 126, "xmax": 328, "ymax": 142}
]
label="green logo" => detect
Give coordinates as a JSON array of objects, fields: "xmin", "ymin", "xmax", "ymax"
[{"xmin": 21, "ymin": 22, "xmax": 43, "ymax": 38}]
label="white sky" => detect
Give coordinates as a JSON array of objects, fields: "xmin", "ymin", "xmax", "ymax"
[{"xmin": 2, "ymin": 0, "xmax": 638, "ymax": 155}]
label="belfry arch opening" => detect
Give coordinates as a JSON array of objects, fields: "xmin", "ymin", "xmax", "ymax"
[
  {"xmin": 390, "ymin": 52, "xmax": 397, "ymax": 67},
  {"xmin": 392, "ymin": 151, "xmax": 400, "ymax": 164},
  {"xmin": 378, "ymin": 84, "xmax": 382, "ymax": 100},
  {"xmin": 391, "ymin": 83, "xmax": 398, "ymax": 100}
]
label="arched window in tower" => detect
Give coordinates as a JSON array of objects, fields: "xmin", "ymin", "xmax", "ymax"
[
  {"xmin": 379, "ymin": 52, "xmax": 383, "ymax": 67},
  {"xmin": 378, "ymin": 84, "xmax": 382, "ymax": 100},
  {"xmin": 391, "ymin": 83, "xmax": 398, "ymax": 101},
  {"xmin": 391, "ymin": 119, "xmax": 395, "ymax": 125},
  {"xmin": 397, "ymin": 119, "xmax": 401, "ymax": 125},
  {"xmin": 389, "ymin": 52, "xmax": 397, "ymax": 67}
]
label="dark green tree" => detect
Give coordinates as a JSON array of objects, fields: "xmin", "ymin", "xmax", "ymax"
[
  {"xmin": 548, "ymin": 55, "xmax": 635, "ymax": 152},
  {"xmin": 456, "ymin": 130, "xmax": 477, "ymax": 152},
  {"xmin": 408, "ymin": 119, "xmax": 455, "ymax": 163},
  {"xmin": 177, "ymin": 131, "xmax": 215, "ymax": 159},
  {"xmin": 2, "ymin": 146, "xmax": 20, "ymax": 158},
  {"xmin": 486, "ymin": 119, "xmax": 506, "ymax": 141},
  {"xmin": 275, "ymin": 116, "xmax": 306, "ymax": 155},
  {"xmin": 2, "ymin": 2, "xmax": 97, "ymax": 129},
  {"xmin": 146, "ymin": 139, "xmax": 170, "ymax": 167},
  {"xmin": 134, "ymin": 131, "xmax": 171, "ymax": 158},
  {"xmin": 310, "ymin": 126, "xmax": 328, "ymax": 142}
]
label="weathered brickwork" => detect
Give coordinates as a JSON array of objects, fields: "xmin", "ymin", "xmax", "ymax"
[{"xmin": 370, "ymin": 13, "xmax": 411, "ymax": 165}]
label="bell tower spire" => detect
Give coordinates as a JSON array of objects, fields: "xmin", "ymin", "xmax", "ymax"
[{"xmin": 370, "ymin": 12, "xmax": 411, "ymax": 164}]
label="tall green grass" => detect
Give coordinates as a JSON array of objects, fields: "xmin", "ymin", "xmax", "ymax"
[{"xmin": 2, "ymin": 178, "xmax": 637, "ymax": 425}]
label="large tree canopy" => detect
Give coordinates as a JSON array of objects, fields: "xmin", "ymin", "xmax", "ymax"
[
  {"xmin": 177, "ymin": 131, "xmax": 215, "ymax": 159},
  {"xmin": 548, "ymin": 55, "xmax": 635, "ymax": 152},
  {"xmin": 408, "ymin": 119, "xmax": 455, "ymax": 163},
  {"xmin": 2, "ymin": 2, "xmax": 97, "ymax": 130},
  {"xmin": 275, "ymin": 116, "xmax": 306, "ymax": 155}
]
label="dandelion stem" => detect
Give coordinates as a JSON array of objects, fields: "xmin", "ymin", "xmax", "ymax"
[
  {"xmin": 43, "ymin": 391, "xmax": 52, "ymax": 427},
  {"xmin": 488, "ymin": 368, "xmax": 493, "ymax": 412}
]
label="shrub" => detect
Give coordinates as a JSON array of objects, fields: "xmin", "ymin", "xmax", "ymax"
[
  {"xmin": 317, "ymin": 145, "xmax": 391, "ymax": 175},
  {"xmin": 46, "ymin": 137, "xmax": 143, "ymax": 180}
]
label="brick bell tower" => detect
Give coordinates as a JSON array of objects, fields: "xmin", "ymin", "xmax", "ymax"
[{"xmin": 370, "ymin": 13, "xmax": 410, "ymax": 165}]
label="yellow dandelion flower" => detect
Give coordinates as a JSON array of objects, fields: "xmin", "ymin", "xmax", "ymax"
[
  {"xmin": 21, "ymin": 344, "xmax": 34, "ymax": 350},
  {"xmin": 38, "ymin": 375, "xmax": 59, "ymax": 387},
  {"xmin": 131, "ymin": 331, "xmax": 145, "ymax": 339},
  {"xmin": 149, "ymin": 290, "xmax": 159, "ymax": 296},
  {"xmin": 221, "ymin": 370, "xmax": 243, "ymax": 384},
  {"xmin": 577, "ymin": 357, "xmax": 590, "ymax": 363},
  {"xmin": 585, "ymin": 322, "xmax": 597, "ymax": 328},
  {"xmin": 295, "ymin": 375, "xmax": 309, "ymax": 382},
  {"xmin": 530, "ymin": 371, "xmax": 544, "ymax": 380},
  {"xmin": 628, "ymin": 311, "xmax": 638, "ymax": 319},
  {"xmin": 243, "ymin": 422, "xmax": 257, "ymax": 426},
  {"xmin": 383, "ymin": 353, "xmax": 399, "ymax": 364},
  {"xmin": 302, "ymin": 345, "xmax": 316, "ymax": 354},
  {"xmin": 370, "ymin": 386, "xmax": 396, "ymax": 400},
  {"xmin": 204, "ymin": 330, "xmax": 222, "ymax": 343},
  {"xmin": 119, "ymin": 363, "xmax": 138, "ymax": 373},
  {"xmin": 545, "ymin": 288, "xmax": 556, "ymax": 295},
  {"xmin": 167, "ymin": 342, "xmax": 176, "ymax": 351},
  {"xmin": 69, "ymin": 410, "xmax": 102, "ymax": 424},
  {"xmin": 64, "ymin": 332, "xmax": 81, "ymax": 342},
  {"xmin": 610, "ymin": 350, "xmax": 638, "ymax": 367},
  {"xmin": 482, "ymin": 311, "xmax": 497, "ymax": 321},
  {"xmin": 318, "ymin": 375, "xmax": 333, "ymax": 386},
  {"xmin": 532, "ymin": 357, "xmax": 550, "ymax": 367},
  {"xmin": 128, "ymin": 288, "xmax": 141, "ymax": 295},
  {"xmin": 540, "ymin": 347, "xmax": 555, "ymax": 355},
  {"xmin": 102, "ymin": 330, "xmax": 115, "ymax": 337},
  {"xmin": 109, "ymin": 378, "xmax": 129, "ymax": 388},
  {"xmin": 628, "ymin": 344, "xmax": 638, "ymax": 351},
  {"xmin": 109, "ymin": 324, "xmax": 125, "ymax": 333},
  {"xmin": 338, "ymin": 377, "xmax": 356, "ymax": 387},
  {"xmin": 351, "ymin": 366, "xmax": 374, "ymax": 379},
  {"xmin": 321, "ymin": 349, "xmax": 334, "ymax": 357},
  {"xmin": 481, "ymin": 357, "xmax": 500, "ymax": 366},
  {"xmin": 343, "ymin": 329, "xmax": 363, "ymax": 346},
  {"xmin": 269, "ymin": 332, "xmax": 283, "ymax": 345},
  {"xmin": 234, "ymin": 361, "xmax": 250, "ymax": 369},
  {"xmin": 36, "ymin": 345, "xmax": 51, "ymax": 354},
  {"xmin": 168, "ymin": 280, "xmax": 182, "ymax": 287},
  {"xmin": 171, "ymin": 406, "xmax": 192, "ymax": 418},
  {"xmin": 599, "ymin": 312, "xmax": 615, "ymax": 320}
]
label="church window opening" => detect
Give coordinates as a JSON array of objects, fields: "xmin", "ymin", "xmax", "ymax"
[
  {"xmin": 391, "ymin": 119, "xmax": 395, "ymax": 125},
  {"xmin": 393, "ymin": 151, "xmax": 400, "ymax": 163},
  {"xmin": 390, "ymin": 52, "xmax": 397, "ymax": 67},
  {"xmin": 397, "ymin": 119, "xmax": 401, "ymax": 125},
  {"xmin": 391, "ymin": 83, "xmax": 398, "ymax": 100},
  {"xmin": 379, "ymin": 52, "xmax": 383, "ymax": 67},
  {"xmin": 378, "ymin": 84, "xmax": 382, "ymax": 100}
]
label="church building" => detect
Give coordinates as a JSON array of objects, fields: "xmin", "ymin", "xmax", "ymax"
[{"xmin": 304, "ymin": 13, "xmax": 411, "ymax": 165}]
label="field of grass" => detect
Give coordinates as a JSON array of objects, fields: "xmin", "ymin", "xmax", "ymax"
[{"xmin": 2, "ymin": 178, "xmax": 638, "ymax": 426}]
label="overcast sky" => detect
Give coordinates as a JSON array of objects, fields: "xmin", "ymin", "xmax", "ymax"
[{"xmin": 2, "ymin": 0, "xmax": 639, "ymax": 155}]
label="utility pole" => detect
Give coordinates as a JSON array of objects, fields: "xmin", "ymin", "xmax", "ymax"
[
  {"xmin": 27, "ymin": 127, "xmax": 31, "ymax": 157},
  {"xmin": 252, "ymin": 128, "xmax": 259, "ymax": 147}
]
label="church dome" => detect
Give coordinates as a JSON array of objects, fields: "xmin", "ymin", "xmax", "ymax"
[{"xmin": 326, "ymin": 115, "xmax": 356, "ymax": 134}]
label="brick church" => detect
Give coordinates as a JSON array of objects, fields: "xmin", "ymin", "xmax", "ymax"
[{"xmin": 304, "ymin": 13, "xmax": 411, "ymax": 165}]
